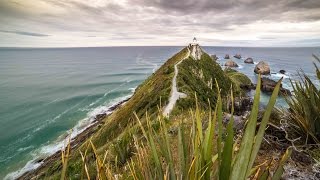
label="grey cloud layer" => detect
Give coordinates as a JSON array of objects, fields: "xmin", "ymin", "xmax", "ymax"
[
  {"xmin": 0, "ymin": 30, "xmax": 49, "ymax": 37},
  {"xmin": 0, "ymin": 0, "xmax": 319, "ymax": 47}
]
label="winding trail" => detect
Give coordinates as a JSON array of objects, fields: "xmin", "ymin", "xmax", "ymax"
[{"xmin": 163, "ymin": 47, "xmax": 190, "ymax": 117}]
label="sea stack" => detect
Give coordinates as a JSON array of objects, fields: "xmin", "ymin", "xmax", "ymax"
[
  {"xmin": 261, "ymin": 77, "xmax": 291, "ymax": 95},
  {"xmin": 234, "ymin": 54, "xmax": 241, "ymax": 59},
  {"xmin": 279, "ymin": 70, "xmax": 286, "ymax": 74},
  {"xmin": 244, "ymin": 58, "xmax": 254, "ymax": 64},
  {"xmin": 225, "ymin": 54, "xmax": 230, "ymax": 59},
  {"xmin": 254, "ymin": 61, "xmax": 270, "ymax": 75},
  {"xmin": 225, "ymin": 60, "xmax": 239, "ymax": 67}
]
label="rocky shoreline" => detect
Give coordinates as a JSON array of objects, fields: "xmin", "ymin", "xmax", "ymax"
[
  {"xmin": 16, "ymin": 97, "xmax": 130, "ymax": 180},
  {"xmin": 216, "ymin": 53, "xmax": 292, "ymax": 95}
]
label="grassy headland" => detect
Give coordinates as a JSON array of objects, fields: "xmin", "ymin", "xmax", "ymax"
[{"xmin": 18, "ymin": 45, "xmax": 320, "ymax": 180}]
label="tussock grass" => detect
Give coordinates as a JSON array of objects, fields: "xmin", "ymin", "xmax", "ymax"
[
  {"xmin": 58, "ymin": 76, "xmax": 291, "ymax": 180},
  {"xmin": 127, "ymin": 76, "xmax": 291, "ymax": 180},
  {"xmin": 283, "ymin": 55, "xmax": 320, "ymax": 144}
]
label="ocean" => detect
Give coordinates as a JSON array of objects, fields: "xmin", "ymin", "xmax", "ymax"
[{"xmin": 0, "ymin": 46, "xmax": 319, "ymax": 179}]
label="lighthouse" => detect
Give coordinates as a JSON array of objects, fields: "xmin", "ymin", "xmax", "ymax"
[{"xmin": 192, "ymin": 37, "xmax": 198, "ymax": 45}]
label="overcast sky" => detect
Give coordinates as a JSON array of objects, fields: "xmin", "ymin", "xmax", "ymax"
[{"xmin": 0, "ymin": 0, "xmax": 320, "ymax": 47}]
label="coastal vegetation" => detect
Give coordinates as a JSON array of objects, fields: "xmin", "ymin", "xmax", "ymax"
[
  {"xmin": 224, "ymin": 68, "xmax": 252, "ymax": 95},
  {"xmin": 126, "ymin": 76, "xmax": 291, "ymax": 180},
  {"xmin": 281, "ymin": 55, "xmax": 320, "ymax": 145},
  {"xmin": 58, "ymin": 74, "xmax": 291, "ymax": 180},
  {"xmin": 19, "ymin": 46, "xmax": 320, "ymax": 179},
  {"xmin": 175, "ymin": 52, "xmax": 232, "ymax": 114}
]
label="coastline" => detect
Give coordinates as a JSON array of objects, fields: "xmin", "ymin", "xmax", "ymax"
[{"xmin": 13, "ymin": 97, "xmax": 131, "ymax": 180}]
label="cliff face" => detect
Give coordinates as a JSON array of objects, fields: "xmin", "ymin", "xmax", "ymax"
[
  {"xmin": 189, "ymin": 43, "xmax": 203, "ymax": 60},
  {"xmin": 28, "ymin": 45, "xmax": 239, "ymax": 179}
]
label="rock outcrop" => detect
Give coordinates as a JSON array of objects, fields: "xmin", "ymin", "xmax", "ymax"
[
  {"xmin": 261, "ymin": 77, "xmax": 291, "ymax": 95},
  {"xmin": 188, "ymin": 44, "xmax": 203, "ymax": 60},
  {"xmin": 254, "ymin": 61, "xmax": 270, "ymax": 75},
  {"xmin": 279, "ymin": 70, "xmax": 286, "ymax": 74},
  {"xmin": 225, "ymin": 60, "xmax": 239, "ymax": 67},
  {"xmin": 230, "ymin": 97, "xmax": 253, "ymax": 115},
  {"xmin": 211, "ymin": 54, "xmax": 218, "ymax": 60},
  {"xmin": 223, "ymin": 113, "xmax": 245, "ymax": 131},
  {"xmin": 244, "ymin": 58, "xmax": 254, "ymax": 64},
  {"xmin": 234, "ymin": 54, "xmax": 241, "ymax": 59},
  {"xmin": 225, "ymin": 54, "xmax": 230, "ymax": 59}
]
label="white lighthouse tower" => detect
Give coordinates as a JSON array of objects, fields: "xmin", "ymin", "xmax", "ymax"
[{"xmin": 192, "ymin": 37, "xmax": 198, "ymax": 45}]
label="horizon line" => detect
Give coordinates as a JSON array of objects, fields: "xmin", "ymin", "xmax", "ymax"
[{"xmin": 1, "ymin": 45, "xmax": 319, "ymax": 49}]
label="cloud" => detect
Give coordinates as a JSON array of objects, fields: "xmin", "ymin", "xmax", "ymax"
[
  {"xmin": 287, "ymin": 0, "xmax": 320, "ymax": 9},
  {"xmin": 0, "ymin": 0, "xmax": 319, "ymax": 47},
  {"xmin": 0, "ymin": 30, "xmax": 50, "ymax": 37}
]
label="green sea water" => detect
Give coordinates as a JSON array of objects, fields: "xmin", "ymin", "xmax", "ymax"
[{"xmin": 0, "ymin": 47, "xmax": 181, "ymax": 179}]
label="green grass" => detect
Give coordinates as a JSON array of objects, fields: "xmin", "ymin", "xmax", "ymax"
[
  {"xmin": 175, "ymin": 52, "xmax": 232, "ymax": 114},
  {"xmin": 224, "ymin": 68, "xmax": 252, "ymax": 95}
]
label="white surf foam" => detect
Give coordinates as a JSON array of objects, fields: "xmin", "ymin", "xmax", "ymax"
[
  {"xmin": 17, "ymin": 146, "xmax": 34, "ymax": 153},
  {"xmin": 271, "ymin": 72, "xmax": 290, "ymax": 79},
  {"xmin": 88, "ymin": 77, "xmax": 131, "ymax": 108},
  {"xmin": 129, "ymin": 87, "xmax": 136, "ymax": 93},
  {"xmin": 152, "ymin": 64, "xmax": 158, "ymax": 73},
  {"xmin": 237, "ymin": 65, "xmax": 244, "ymax": 69},
  {"xmin": 4, "ymin": 160, "xmax": 43, "ymax": 180},
  {"xmin": 4, "ymin": 93, "xmax": 132, "ymax": 180},
  {"xmin": 135, "ymin": 54, "xmax": 159, "ymax": 73}
]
